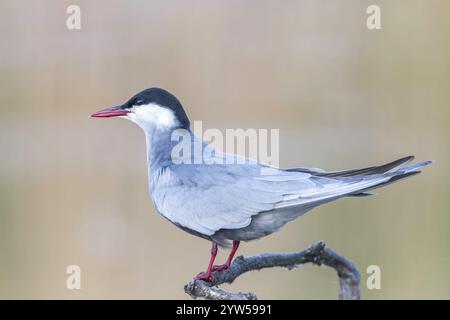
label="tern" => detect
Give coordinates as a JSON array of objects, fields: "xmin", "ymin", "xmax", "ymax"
[{"xmin": 92, "ymin": 87, "xmax": 432, "ymax": 281}]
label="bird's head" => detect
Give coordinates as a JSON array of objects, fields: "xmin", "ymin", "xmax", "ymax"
[{"xmin": 91, "ymin": 88, "xmax": 190, "ymax": 131}]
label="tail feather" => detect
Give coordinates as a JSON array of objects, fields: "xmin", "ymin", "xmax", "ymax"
[
  {"xmin": 350, "ymin": 171, "xmax": 420, "ymax": 196},
  {"xmin": 287, "ymin": 155, "xmax": 415, "ymax": 177},
  {"xmin": 396, "ymin": 160, "xmax": 433, "ymax": 174},
  {"xmin": 282, "ymin": 156, "xmax": 432, "ymax": 201},
  {"xmin": 348, "ymin": 160, "xmax": 432, "ymax": 196}
]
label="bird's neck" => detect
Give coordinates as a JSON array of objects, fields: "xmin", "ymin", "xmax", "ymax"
[
  {"xmin": 144, "ymin": 126, "xmax": 201, "ymax": 194},
  {"xmin": 144, "ymin": 127, "xmax": 181, "ymax": 171},
  {"xmin": 144, "ymin": 127, "xmax": 209, "ymax": 190},
  {"xmin": 144, "ymin": 125, "xmax": 209, "ymax": 165}
]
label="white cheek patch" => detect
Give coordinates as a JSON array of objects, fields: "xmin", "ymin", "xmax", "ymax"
[{"xmin": 127, "ymin": 103, "xmax": 178, "ymax": 130}]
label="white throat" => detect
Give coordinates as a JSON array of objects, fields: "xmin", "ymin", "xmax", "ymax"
[{"xmin": 123, "ymin": 103, "xmax": 179, "ymax": 131}]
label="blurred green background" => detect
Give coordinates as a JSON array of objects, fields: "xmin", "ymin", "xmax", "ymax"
[{"xmin": 0, "ymin": 0, "xmax": 448, "ymax": 299}]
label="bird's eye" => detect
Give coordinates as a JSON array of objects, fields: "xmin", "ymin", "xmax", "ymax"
[{"xmin": 134, "ymin": 99, "xmax": 144, "ymax": 105}]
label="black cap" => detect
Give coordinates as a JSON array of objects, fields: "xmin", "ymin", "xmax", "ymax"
[{"xmin": 124, "ymin": 87, "xmax": 190, "ymax": 129}]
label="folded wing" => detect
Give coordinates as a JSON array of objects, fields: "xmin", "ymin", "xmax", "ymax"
[{"xmin": 152, "ymin": 156, "xmax": 431, "ymax": 237}]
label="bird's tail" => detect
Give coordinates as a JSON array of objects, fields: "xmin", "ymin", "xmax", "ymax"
[
  {"xmin": 287, "ymin": 155, "xmax": 433, "ymax": 198},
  {"xmin": 347, "ymin": 158, "xmax": 433, "ymax": 196}
]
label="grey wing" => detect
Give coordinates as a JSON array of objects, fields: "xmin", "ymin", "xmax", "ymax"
[
  {"xmin": 152, "ymin": 163, "xmax": 314, "ymax": 236},
  {"xmin": 151, "ymin": 156, "xmax": 431, "ymax": 238}
]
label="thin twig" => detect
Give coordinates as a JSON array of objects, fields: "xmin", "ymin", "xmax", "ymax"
[{"xmin": 184, "ymin": 240, "xmax": 360, "ymax": 300}]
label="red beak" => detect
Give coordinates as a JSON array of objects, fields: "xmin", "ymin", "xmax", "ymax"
[{"xmin": 91, "ymin": 106, "xmax": 129, "ymax": 118}]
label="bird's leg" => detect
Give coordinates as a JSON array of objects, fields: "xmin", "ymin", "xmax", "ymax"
[
  {"xmin": 194, "ymin": 242, "xmax": 218, "ymax": 281},
  {"xmin": 211, "ymin": 240, "xmax": 240, "ymax": 272}
]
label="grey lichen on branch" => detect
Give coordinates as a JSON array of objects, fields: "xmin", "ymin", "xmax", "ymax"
[{"xmin": 184, "ymin": 240, "xmax": 360, "ymax": 300}]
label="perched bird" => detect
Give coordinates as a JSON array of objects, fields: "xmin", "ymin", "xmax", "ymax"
[{"xmin": 91, "ymin": 87, "xmax": 432, "ymax": 281}]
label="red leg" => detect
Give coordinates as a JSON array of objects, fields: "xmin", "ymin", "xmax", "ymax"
[
  {"xmin": 194, "ymin": 242, "xmax": 218, "ymax": 281},
  {"xmin": 211, "ymin": 240, "xmax": 240, "ymax": 272}
]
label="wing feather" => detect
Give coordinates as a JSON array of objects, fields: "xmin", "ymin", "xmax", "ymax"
[{"xmin": 150, "ymin": 155, "xmax": 431, "ymax": 236}]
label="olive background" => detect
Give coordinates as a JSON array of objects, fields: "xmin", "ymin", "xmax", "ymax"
[{"xmin": 0, "ymin": 0, "xmax": 448, "ymax": 299}]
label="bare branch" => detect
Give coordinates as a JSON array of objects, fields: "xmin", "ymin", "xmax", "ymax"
[{"xmin": 184, "ymin": 240, "xmax": 360, "ymax": 300}]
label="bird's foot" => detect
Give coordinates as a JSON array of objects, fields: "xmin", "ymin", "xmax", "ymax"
[
  {"xmin": 211, "ymin": 264, "xmax": 230, "ymax": 272},
  {"xmin": 194, "ymin": 271, "xmax": 214, "ymax": 282}
]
